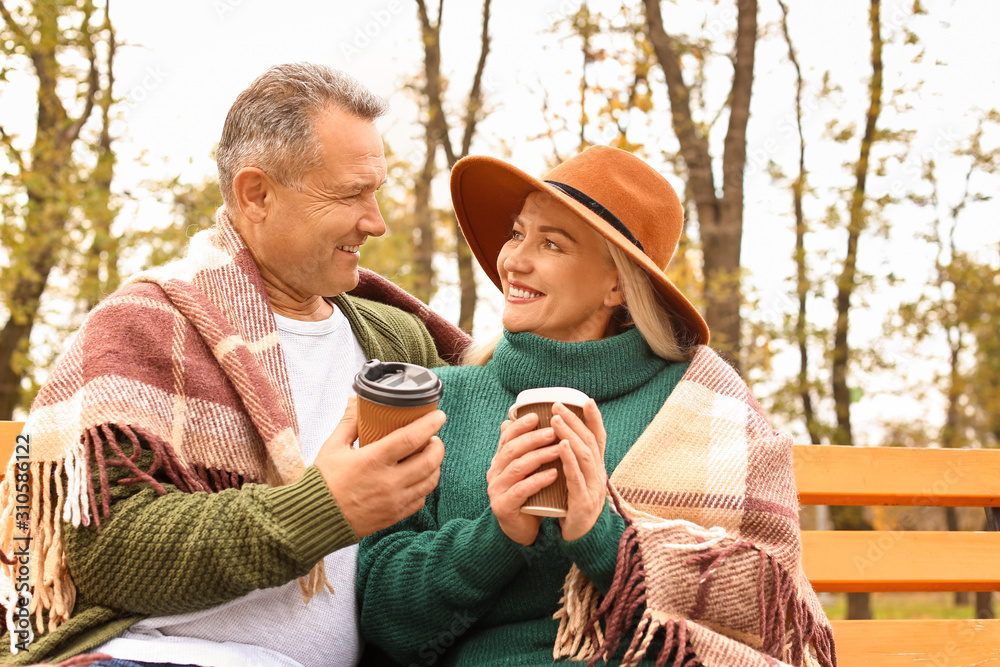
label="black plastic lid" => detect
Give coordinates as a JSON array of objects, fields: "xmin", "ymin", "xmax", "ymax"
[{"xmin": 352, "ymin": 359, "xmax": 443, "ymax": 407}]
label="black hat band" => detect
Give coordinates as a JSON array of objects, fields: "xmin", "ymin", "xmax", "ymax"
[{"xmin": 545, "ymin": 180, "xmax": 644, "ymax": 253}]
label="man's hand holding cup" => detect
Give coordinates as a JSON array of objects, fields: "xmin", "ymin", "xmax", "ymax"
[{"xmin": 315, "ymin": 360, "xmax": 445, "ymax": 538}]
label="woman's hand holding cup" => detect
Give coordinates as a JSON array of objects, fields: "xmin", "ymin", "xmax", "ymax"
[
  {"xmin": 552, "ymin": 399, "xmax": 608, "ymax": 542},
  {"xmin": 487, "ymin": 413, "xmax": 561, "ymax": 546}
]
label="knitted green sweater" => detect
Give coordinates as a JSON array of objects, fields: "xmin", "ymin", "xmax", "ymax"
[
  {"xmin": 0, "ymin": 294, "xmax": 446, "ymax": 665},
  {"xmin": 358, "ymin": 327, "xmax": 691, "ymax": 666}
]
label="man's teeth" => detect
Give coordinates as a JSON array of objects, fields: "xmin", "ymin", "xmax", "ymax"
[
  {"xmin": 338, "ymin": 245, "xmax": 360, "ymax": 253},
  {"xmin": 509, "ymin": 286, "xmax": 543, "ymax": 299}
]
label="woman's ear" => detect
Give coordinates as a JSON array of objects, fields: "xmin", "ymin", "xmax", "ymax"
[
  {"xmin": 232, "ymin": 167, "xmax": 272, "ymax": 224},
  {"xmin": 604, "ymin": 281, "xmax": 626, "ymax": 309}
]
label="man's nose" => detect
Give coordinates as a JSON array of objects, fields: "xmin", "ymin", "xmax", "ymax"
[{"xmin": 360, "ymin": 195, "xmax": 386, "ymax": 237}]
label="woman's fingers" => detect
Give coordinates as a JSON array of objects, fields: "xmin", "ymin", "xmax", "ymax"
[
  {"xmin": 498, "ymin": 412, "xmax": 539, "ymax": 446},
  {"xmin": 557, "ymin": 437, "xmax": 607, "ymax": 542},
  {"xmin": 558, "ymin": 439, "xmax": 585, "ymax": 492},
  {"xmin": 550, "ymin": 401, "xmax": 609, "ymax": 542},
  {"xmin": 488, "ymin": 445, "xmax": 558, "ymax": 546},
  {"xmin": 490, "ymin": 444, "xmax": 562, "ymax": 490},
  {"xmin": 550, "ymin": 408, "xmax": 603, "ymax": 486},
  {"xmin": 489, "ymin": 424, "xmax": 556, "ymax": 481},
  {"xmin": 496, "ymin": 466, "xmax": 559, "ymax": 507},
  {"xmin": 551, "ymin": 402, "xmax": 605, "ymax": 459},
  {"xmin": 557, "ymin": 432, "xmax": 606, "ymax": 499}
]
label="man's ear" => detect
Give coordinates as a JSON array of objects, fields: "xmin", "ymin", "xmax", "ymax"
[{"xmin": 232, "ymin": 167, "xmax": 272, "ymax": 224}]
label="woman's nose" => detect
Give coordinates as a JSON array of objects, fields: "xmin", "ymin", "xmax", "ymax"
[{"xmin": 502, "ymin": 242, "xmax": 531, "ymax": 273}]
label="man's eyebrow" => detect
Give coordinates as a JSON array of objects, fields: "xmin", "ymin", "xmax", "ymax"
[{"xmin": 342, "ymin": 178, "xmax": 386, "ymax": 193}]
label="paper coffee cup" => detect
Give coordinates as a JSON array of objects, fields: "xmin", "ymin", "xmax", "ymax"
[
  {"xmin": 353, "ymin": 359, "xmax": 443, "ymax": 446},
  {"xmin": 508, "ymin": 387, "xmax": 589, "ymax": 518}
]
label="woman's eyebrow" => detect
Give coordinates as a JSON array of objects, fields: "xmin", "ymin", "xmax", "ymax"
[{"xmin": 538, "ymin": 225, "xmax": 577, "ymax": 243}]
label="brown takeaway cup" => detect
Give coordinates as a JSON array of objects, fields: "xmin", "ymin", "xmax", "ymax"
[
  {"xmin": 507, "ymin": 387, "xmax": 590, "ymax": 518},
  {"xmin": 353, "ymin": 359, "xmax": 443, "ymax": 446}
]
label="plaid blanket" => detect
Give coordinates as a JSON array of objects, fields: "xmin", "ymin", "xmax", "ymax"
[
  {"xmin": 0, "ymin": 208, "xmax": 467, "ymax": 646},
  {"xmin": 553, "ymin": 346, "xmax": 836, "ymax": 667}
]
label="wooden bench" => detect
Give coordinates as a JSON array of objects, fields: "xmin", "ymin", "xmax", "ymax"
[
  {"xmin": 795, "ymin": 444, "xmax": 1000, "ymax": 666},
  {"xmin": 0, "ymin": 421, "xmax": 22, "ymax": 477},
  {"xmin": 1, "ymin": 423, "xmax": 997, "ymax": 664}
]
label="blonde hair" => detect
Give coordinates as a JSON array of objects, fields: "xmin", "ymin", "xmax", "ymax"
[
  {"xmin": 605, "ymin": 243, "xmax": 689, "ymax": 362},
  {"xmin": 461, "ymin": 238, "xmax": 691, "ymax": 366}
]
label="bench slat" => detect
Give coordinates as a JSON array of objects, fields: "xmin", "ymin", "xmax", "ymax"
[
  {"xmin": 803, "ymin": 531, "xmax": 1000, "ymax": 592},
  {"xmin": 0, "ymin": 421, "xmax": 24, "ymax": 478},
  {"xmin": 831, "ymin": 619, "xmax": 1000, "ymax": 666},
  {"xmin": 794, "ymin": 445, "xmax": 1000, "ymax": 507}
]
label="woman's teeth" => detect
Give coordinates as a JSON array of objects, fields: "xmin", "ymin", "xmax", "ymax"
[
  {"xmin": 509, "ymin": 286, "xmax": 542, "ymax": 299},
  {"xmin": 338, "ymin": 245, "xmax": 360, "ymax": 253}
]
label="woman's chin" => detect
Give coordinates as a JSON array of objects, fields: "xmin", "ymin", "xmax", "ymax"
[{"xmin": 501, "ymin": 320, "xmax": 530, "ymax": 334}]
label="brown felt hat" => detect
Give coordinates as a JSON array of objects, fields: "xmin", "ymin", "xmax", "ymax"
[{"xmin": 450, "ymin": 145, "xmax": 710, "ymax": 346}]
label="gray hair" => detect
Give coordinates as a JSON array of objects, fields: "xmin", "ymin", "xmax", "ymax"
[{"xmin": 217, "ymin": 62, "xmax": 387, "ymax": 207}]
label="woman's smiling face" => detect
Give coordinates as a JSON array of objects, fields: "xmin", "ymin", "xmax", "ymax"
[{"xmin": 496, "ymin": 192, "xmax": 623, "ymax": 342}]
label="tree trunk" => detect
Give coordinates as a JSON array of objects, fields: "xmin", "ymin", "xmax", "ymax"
[
  {"xmin": 412, "ymin": 120, "xmax": 438, "ymax": 305},
  {"xmin": 944, "ymin": 334, "xmax": 968, "ymax": 606},
  {"xmin": 415, "ymin": 0, "xmax": 492, "ymax": 333},
  {"xmin": 0, "ymin": 153, "xmax": 69, "ymax": 417},
  {"xmin": 977, "ymin": 512, "xmax": 995, "ymax": 618},
  {"xmin": 82, "ymin": 12, "xmax": 119, "ymax": 312},
  {"xmin": 832, "ymin": 0, "xmax": 882, "ymax": 450},
  {"xmin": 847, "ymin": 592, "xmax": 872, "ymax": 621},
  {"xmin": 0, "ymin": 1, "xmax": 113, "ymax": 417},
  {"xmin": 943, "ymin": 507, "xmax": 970, "ymax": 606},
  {"xmin": 828, "ymin": 0, "xmax": 882, "ymax": 621},
  {"xmin": 777, "ymin": 0, "xmax": 821, "ymax": 444},
  {"xmin": 976, "ymin": 592, "xmax": 994, "ymax": 619},
  {"xmin": 847, "ymin": 593, "xmax": 873, "ymax": 618},
  {"xmin": 642, "ymin": 0, "xmax": 757, "ymax": 360},
  {"xmin": 453, "ymin": 217, "xmax": 477, "ymax": 333}
]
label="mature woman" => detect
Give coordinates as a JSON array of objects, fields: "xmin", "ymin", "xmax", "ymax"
[{"xmin": 357, "ymin": 147, "xmax": 835, "ymax": 667}]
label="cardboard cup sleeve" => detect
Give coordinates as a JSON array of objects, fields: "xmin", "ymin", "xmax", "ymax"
[
  {"xmin": 513, "ymin": 400, "xmax": 586, "ymax": 518},
  {"xmin": 357, "ymin": 397, "xmax": 440, "ymax": 446}
]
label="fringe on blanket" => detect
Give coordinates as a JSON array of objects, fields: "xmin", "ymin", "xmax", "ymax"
[
  {"xmin": 553, "ymin": 525, "xmax": 836, "ymax": 667},
  {"xmin": 553, "ymin": 562, "xmax": 605, "ymax": 661},
  {"xmin": 0, "ymin": 424, "xmax": 327, "ymax": 644}
]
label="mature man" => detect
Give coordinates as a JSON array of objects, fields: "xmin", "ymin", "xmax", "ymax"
[{"xmin": 0, "ymin": 64, "xmax": 468, "ymax": 666}]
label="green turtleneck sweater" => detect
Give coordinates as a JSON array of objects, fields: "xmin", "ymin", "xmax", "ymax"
[{"xmin": 358, "ymin": 327, "xmax": 691, "ymax": 666}]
